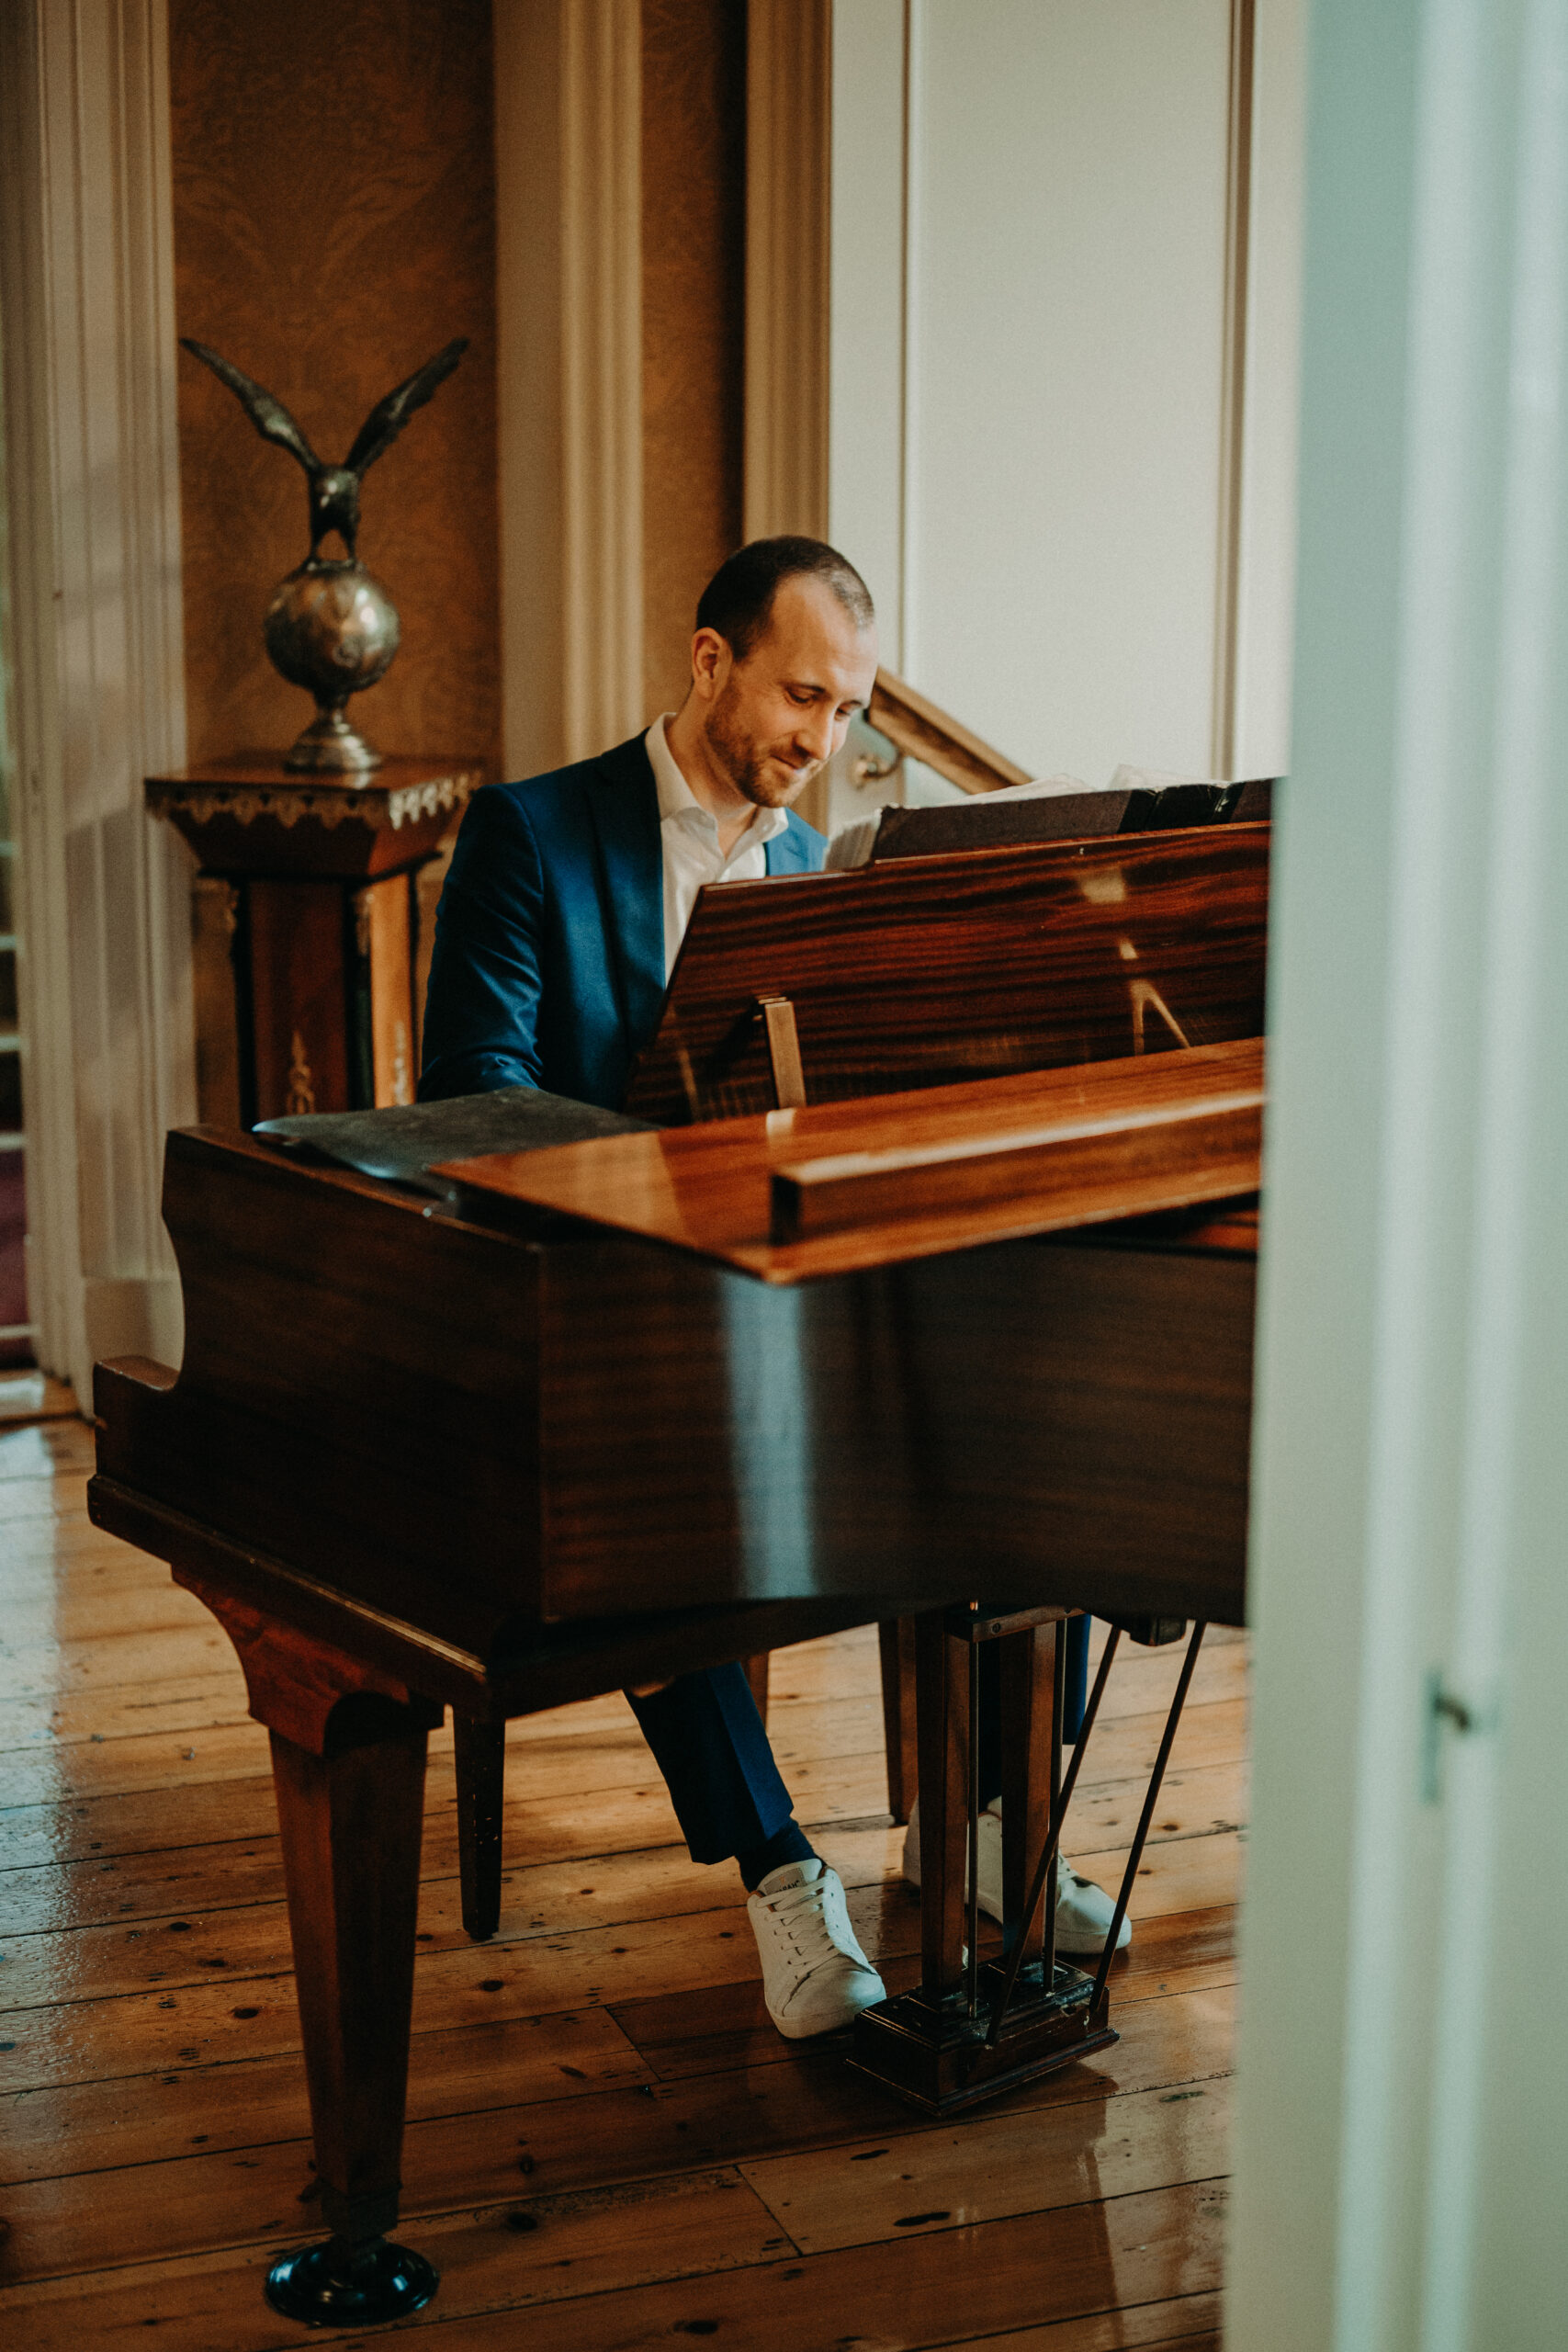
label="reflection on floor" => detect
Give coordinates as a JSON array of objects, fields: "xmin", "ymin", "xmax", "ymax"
[
  {"xmin": 0, "ymin": 1417, "xmax": 1243, "ymax": 2349},
  {"xmin": 0, "ymin": 1374, "xmax": 75, "ymax": 1425}
]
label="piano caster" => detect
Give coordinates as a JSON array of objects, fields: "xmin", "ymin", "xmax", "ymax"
[
  {"xmin": 848, "ymin": 1962, "xmax": 1116, "ymax": 2116},
  {"xmin": 265, "ymin": 2233, "xmax": 438, "ymax": 2325}
]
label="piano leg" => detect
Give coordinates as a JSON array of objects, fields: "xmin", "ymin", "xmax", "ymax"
[
  {"xmin": 264, "ymin": 1703, "xmax": 441, "ymax": 2323},
  {"xmin": 165, "ymin": 1573, "xmax": 445, "ymax": 2315},
  {"xmin": 454, "ymin": 1713, "xmax": 506, "ymax": 1941}
]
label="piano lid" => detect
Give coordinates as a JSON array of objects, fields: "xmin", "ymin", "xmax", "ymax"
[{"xmin": 435, "ymin": 1038, "xmax": 1263, "ymax": 1284}]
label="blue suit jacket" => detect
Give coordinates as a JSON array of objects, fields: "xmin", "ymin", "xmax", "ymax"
[{"xmin": 419, "ymin": 730, "xmax": 826, "ymax": 1111}]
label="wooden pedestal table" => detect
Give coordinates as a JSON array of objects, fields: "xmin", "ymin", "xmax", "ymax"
[{"xmin": 146, "ymin": 756, "xmax": 482, "ymax": 1126}]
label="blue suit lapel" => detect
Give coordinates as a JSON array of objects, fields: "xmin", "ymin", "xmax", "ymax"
[
  {"xmin": 767, "ymin": 812, "xmax": 825, "ymax": 875},
  {"xmin": 585, "ymin": 735, "xmax": 667, "ymax": 1054}
]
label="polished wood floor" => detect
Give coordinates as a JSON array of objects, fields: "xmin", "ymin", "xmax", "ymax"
[{"xmin": 0, "ymin": 1414, "xmax": 1244, "ymax": 2349}]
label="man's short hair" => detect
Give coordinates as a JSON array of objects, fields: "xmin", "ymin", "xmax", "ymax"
[{"xmin": 695, "ymin": 537, "xmax": 874, "ymax": 661}]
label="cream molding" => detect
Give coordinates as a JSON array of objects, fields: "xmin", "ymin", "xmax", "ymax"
[
  {"xmin": 559, "ymin": 0, "xmax": 644, "ymax": 762},
  {"xmin": 494, "ymin": 0, "xmax": 644, "ymax": 779},
  {"xmin": 745, "ymin": 0, "xmax": 832, "ymax": 543}
]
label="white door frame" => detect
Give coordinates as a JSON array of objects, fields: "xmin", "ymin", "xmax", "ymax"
[{"xmin": 1232, "ymin": 0, "xmax": 1568, "ymax": 2343}]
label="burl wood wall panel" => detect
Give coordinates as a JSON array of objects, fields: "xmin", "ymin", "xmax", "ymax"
[
  {"xmin": 169, "ymin": 0, "xmax": 501, "ymax": 769},
  {"xmin": 641, "ymin": 0, "xmax": 747, "ymax": 721}
]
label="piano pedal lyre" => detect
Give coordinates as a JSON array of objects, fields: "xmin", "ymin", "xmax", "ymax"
[{"xmin": 849, "ymin": 1608, "xmax": 1203, "ymax": 2115}]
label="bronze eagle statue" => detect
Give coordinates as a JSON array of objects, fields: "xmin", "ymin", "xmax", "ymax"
[{"xmin": 180, "ymin": 335, "xmax": 468, "ymax": 564}]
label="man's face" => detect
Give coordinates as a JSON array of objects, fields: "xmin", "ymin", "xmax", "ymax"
[{"xmin": 697, "ymin": 576, "xmax": 878, "ymax": 809}]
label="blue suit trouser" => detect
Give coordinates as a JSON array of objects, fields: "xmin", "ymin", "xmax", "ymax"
[
  {"xmin": 623, "ymin": 1620, "xmax": 1093, "ymax": 1867},
  {"xmin": 625, "ymin": 1664, "xmax": 795, "ymax": 1866}
]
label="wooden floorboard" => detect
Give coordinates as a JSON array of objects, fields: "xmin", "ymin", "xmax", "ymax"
[{"xmin": 0, "ymin": 1425, "xmax": 1247, "ymax": 2346}]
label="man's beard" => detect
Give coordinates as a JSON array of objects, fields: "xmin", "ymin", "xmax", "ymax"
[{"xmin": 705, "ymin": 675, "xmax": 818, "ymax": 809}]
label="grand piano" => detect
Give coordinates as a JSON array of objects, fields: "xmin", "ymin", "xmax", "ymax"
[{"xmin": 89, "ymin": 685, "xmax": 1269, "ymax": 2325}]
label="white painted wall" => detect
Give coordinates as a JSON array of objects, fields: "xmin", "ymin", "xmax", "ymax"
[
  {"xmin": 829, "ymin": 0, "xmax": 1303, "ymax": 817},
  {"xmin": 910, "ymin": 0, "xmax": 1233, "ymax": 786}
]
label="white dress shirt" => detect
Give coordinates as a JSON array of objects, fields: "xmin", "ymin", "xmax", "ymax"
[{"xmin": 646, "ymin": 713, "xmax": 789, "ymax": 980}]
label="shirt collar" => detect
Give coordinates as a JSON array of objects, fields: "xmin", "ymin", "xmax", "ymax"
[{"xmin": 646, "ymin": 714, "xmax": 789, "ymax": 845}]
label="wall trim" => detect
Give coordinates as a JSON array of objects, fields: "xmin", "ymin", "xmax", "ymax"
[
  {"xmin": 1210, "ymin": 0, "xmax": 1257, "ymax": 779},
  {"xmin": 827, "ymin": 0, "xmax": 908, "ymax": 668},
  {"xmin": 745, "ymin": 0, "xmax": 831, "ymax": 543},
  {"xmin": 560, "ymin": 0, "xmax": 644, "ymax": 762},
  {"xmin": 1230, "ymin": 0, "xmax": 1304, "ymax": 784},
  {"xmin": 495, "ymin": 0, "xmax": 643, "ymax": 778},
  {"xmin": 897, "ymin": 0, "xmax": 922, "ymax": 686},
  {"xmin": 0, "ymin": 0, "xmax": 195, "ymax": 1404},
  {"xmin": 0, "ymin": 1, "xmax": 79, "ymax": 1391}
]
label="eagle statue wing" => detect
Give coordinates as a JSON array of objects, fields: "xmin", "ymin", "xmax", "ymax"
[
  {"xmin": 180, "ymin": 340, "xmax": 323, "ymax": 477},
  {"xmin": 344, "ymin": 338, "xmax": 468, "ymax": 477}
]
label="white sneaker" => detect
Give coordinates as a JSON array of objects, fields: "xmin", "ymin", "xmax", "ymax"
[
  {"xmin": 747, "ymin": 1859, "xmax": 887, "ymax": 2039},
  {"xmin": 901, "ymin": 1796, "xmax": 1132, "ymax": 1958}
]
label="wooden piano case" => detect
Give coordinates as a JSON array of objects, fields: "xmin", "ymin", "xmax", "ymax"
[
  {"xmin": 86, "ymin": 812, "xmax": 1267, "ymax": 2320},
  {"xmin": 95, "ymin": 1066, "xmax": 1256, "ymax": 1651}
]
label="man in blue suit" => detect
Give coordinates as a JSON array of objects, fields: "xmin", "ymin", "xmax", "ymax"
[{"xmin": 421, "ymin": 537, "xmax": 888, "ymax": 2038}]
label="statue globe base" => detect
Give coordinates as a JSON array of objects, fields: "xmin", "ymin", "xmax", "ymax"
[
  {"xmin": 265, "ymin": 558, "xmax": 400, "ymax": 776},
  {"xmin": 265, "ymin": 2233, "xmax": 437, "ymax": 2324},
  {"xmin": 284, "ymin": 702, "xmax": 383, "ymax": 774}
]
